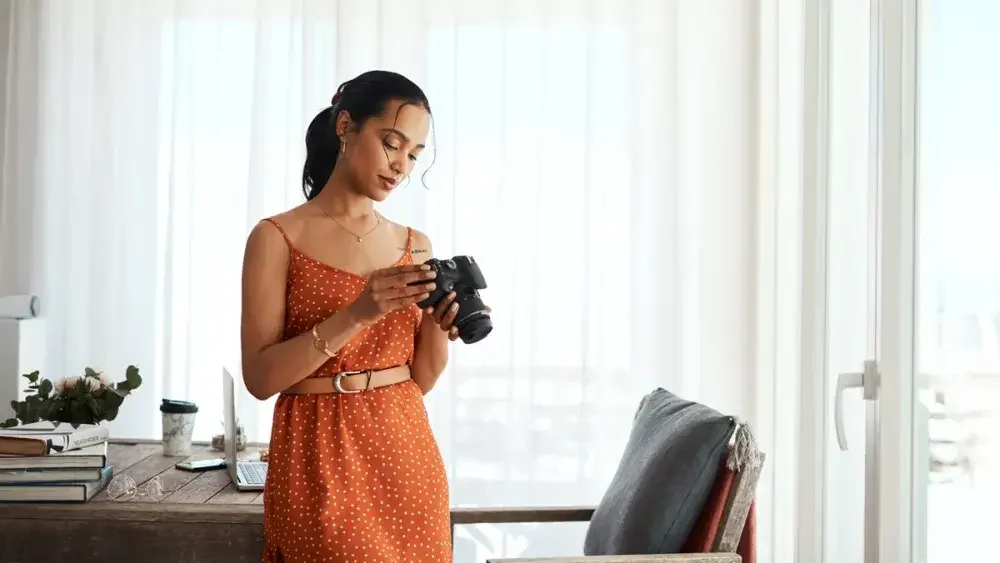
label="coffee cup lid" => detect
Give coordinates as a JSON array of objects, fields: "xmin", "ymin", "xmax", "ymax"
[{"xmin": 160, "ymin": 399, "xmax": 199, "ymax": 414}]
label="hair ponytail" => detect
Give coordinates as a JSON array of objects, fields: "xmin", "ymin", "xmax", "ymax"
[{"xmin": 301, "ymin": 106, "xmax": 339, "ymax": 201}]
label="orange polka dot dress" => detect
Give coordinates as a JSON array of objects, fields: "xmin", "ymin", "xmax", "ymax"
[{"xmin": 261, "ymin": 218, "xmax": 452, "ymax": 563}]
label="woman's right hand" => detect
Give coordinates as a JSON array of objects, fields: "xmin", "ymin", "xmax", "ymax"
[{"xmin": 347, "ymin": 263, "xmax": 437, "ymax": 325}]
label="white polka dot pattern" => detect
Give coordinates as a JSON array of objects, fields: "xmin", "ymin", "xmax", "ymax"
[{"xmin": 261, "ymin": 219, "xmax": 452, "ymax": 563}]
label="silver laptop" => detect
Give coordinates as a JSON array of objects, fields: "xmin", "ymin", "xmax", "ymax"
[{"xmin": 223, "ymin": 367, "xmax": 267, "ymax": 491}]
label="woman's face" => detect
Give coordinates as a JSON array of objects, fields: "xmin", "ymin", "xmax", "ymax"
[{"xmin": 338, "ymin": 99, "xmax": 430, "ymax": 202}]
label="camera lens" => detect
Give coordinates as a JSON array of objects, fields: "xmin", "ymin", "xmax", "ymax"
[
  {"xmin": 458, "ymin": 315, "xmax": 493, "ymax": 344},
  {"xmin": 453, "ymin": 293, "xmax": 493, "ymax": 345}
]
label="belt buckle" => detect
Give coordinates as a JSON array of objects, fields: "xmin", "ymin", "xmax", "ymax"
[{"xmin": 334, "ymin": 370, "xmax": 372, "ymax": 394}]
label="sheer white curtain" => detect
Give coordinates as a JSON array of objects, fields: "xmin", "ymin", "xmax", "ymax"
[{"xmin": 0, "ymin": 1, "xmax": 801, "ymax": 561}]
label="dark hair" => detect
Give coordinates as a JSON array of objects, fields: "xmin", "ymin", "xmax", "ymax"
[{"xmin": 301, "ymin": 70, "xmax": 432, "ymax": 201}]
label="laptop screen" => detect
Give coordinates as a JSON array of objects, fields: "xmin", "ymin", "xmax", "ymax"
[{"xmin": 222, "ymin": 367, "xmax": 239, "ymax": 482}]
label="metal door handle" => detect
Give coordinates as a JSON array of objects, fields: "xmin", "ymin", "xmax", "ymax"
[
  {"xmin": 834, "ymin": 360, "xmax": 880, "ymax": 451},
  {"xmin": 835, "ymin": 371, "xmax": 864, "ymax": 451}
]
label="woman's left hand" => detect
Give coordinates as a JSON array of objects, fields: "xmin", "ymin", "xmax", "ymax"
[{"xmin": 424, "ymin": 292, "xmax": 491, "ymax": 341}]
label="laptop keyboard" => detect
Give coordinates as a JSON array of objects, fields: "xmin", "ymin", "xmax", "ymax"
[{"xmin": 238, "ymin": 461, "xmax": 268, "ymax": 485}]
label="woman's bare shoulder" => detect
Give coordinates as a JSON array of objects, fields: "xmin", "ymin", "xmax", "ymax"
[
  {"xmin": 380, "ymin": 215, "xmax": 432, "ymax": 255},
  {"xmin": 244, "ymin": 205, "xmax": 316, "ymax": 265},
  {"xmin": 255, "ymin": 204, "xmax": 313, "ymax": 241},
  {"xmin": 408, "ymin": 227, "xmax": 432, "ymax": 254}
]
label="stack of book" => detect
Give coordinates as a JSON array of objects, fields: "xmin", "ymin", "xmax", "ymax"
[{"xmin": 0, "ymin": 422, "xmax": 113, "ymax": 502}]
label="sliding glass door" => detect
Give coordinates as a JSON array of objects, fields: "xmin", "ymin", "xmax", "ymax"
[{"xmin": 821, "ymin": 0, "xmax": 1000, "ymax": 561}]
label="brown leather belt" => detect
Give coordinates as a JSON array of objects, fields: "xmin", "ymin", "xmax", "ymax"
[{"xmin": 282, "ymin": 365, "xmax": 411, "ymax": 395}]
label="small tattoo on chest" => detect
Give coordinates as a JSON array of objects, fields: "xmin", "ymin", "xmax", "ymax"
[{"xmin": 400, "ymin": 248, "xmax": 428, "ymax": 255}]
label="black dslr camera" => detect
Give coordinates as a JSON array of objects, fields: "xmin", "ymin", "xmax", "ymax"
[{"xmin": 415, "ymin": 256, "xmax": 492, "ymax": 344}]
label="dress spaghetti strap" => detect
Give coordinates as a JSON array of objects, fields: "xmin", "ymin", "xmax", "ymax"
[
  {"xmin": 404, "ymin": 227, "xmax": 414, "ymax": 255},
  {"xmin": 262, "ymin": 217, "xmax": 293, "ymax": 249}
]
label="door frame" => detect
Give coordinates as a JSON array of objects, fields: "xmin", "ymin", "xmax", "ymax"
[
  {"xmin": 797, "ymin": 0, "xmax": 831, "ymax": 560},
  {"xmin": 874, "ymin": 0, "xmax": 918, "ymax": 560}
]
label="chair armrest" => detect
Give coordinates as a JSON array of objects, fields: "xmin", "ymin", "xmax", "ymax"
[
  {"xmin": 486, "ymin": 555, "xmax": 740, "ymax": 563},
  {"xmin": 452, "ymin": 508, "xmax": 741, "ymax": 563},
  {"xmin": 452, "ymin": 509, "xmax": 740, "ymax": 563},
  {"xmin": 451, "ymin": 506, "xmax": 596, "ymax": 525}
]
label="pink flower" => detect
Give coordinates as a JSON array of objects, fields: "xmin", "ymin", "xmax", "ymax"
[
  {"xmin": 53, "ymin": 372, "xmax": 111, "ymax": 396},
  {"xmin": 55, "ymin": 377, "xmax": 72, "ymax": 394}
]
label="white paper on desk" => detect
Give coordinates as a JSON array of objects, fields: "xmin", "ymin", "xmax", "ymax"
[{"xmin": 0, "ymin": 294, "xmax": 40, "ymax": 319}]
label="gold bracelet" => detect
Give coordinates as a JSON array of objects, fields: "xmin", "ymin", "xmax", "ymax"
[{"xmin": 311, "ymin": 324, "xmax": 336, "ymax": 358}]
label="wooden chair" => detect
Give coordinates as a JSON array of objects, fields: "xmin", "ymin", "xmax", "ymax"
[{"xmin": 450, "ymin": 424, "xmax": 764, "ymax": 563}]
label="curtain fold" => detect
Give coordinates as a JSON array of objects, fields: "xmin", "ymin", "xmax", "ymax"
[{"xmin": 0, "ymin": 1, "xmax": 798, "ymax": 561}]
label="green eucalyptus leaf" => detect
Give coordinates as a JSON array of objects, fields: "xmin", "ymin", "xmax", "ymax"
[
  {"xmin": 125, "ymin": 366, "xmax": 142, "ymax": 389},
  {"xmin": 104, "ymin": 390, "xmax": 125, "ymax": 408},
  {"xmin": 21, "ymin": 407, "xmax": 40, "ymax": 424},
  {"xmin": 69, "ymin": 401, "xmax": 86, "ymax": 423},
  {"xmin": 42, "ymin": 400, "xmax": 59, "ymax": 421},
  {"xmin": 85, "ymin": 395, "xmax": 99, "ymax": 414}
]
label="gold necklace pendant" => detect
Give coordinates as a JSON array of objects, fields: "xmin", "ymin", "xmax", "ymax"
[{"xmin": 316, "ymin": 204, "xmax": 382, "ymax": 242}]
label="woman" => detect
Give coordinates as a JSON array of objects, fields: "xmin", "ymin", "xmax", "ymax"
[{"xmin": 240, "ymin": 70, "xmax": 458, "ymax": 562}]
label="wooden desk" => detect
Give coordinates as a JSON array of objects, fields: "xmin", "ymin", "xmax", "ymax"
[
  {"xmin": 0, "ymin": 441, "xmax": 589, "ymax": 563},
  {"xmin": 0, "ymin": 440, "xmax": 266, "ymax": 563}
]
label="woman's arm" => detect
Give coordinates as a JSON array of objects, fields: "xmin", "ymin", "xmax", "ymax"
[
  {"xmin": 240, "ymin": 220, "xmax": 368, "ymax": 400},
  {"xmin": 410, "ymin": 231, "xmax": 452, "ymax": 394}
]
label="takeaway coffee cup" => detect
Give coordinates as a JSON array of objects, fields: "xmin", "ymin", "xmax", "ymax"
[{"xmin": 160, "ymin": 399, "xmax": 199, "ymax": 456}]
